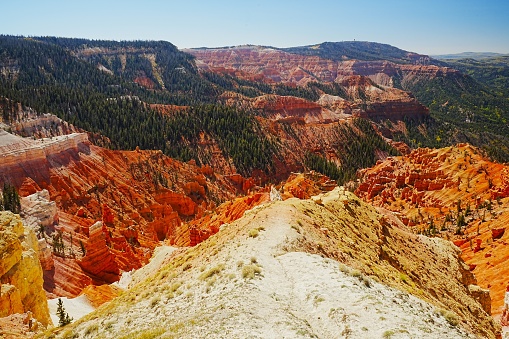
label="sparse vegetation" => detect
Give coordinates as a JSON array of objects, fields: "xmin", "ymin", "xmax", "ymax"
[
  {"xmin": 399, "ymin": 273, "xmax": 409, "ymax": 284},
  {"xmin": 0, "ymin": 182, "xmax": 21, "ymax": 213},
  {"xmin": 84, "ymin": 323, "xmax": 99, "ymax": 336},
  {"xmin": 150, "ymin": 296, "xmax": 160, "ymax": 308},
  {"xmin": 56, "ymin": 298, "xmax": 73, "ymax": 327},
  {"xmin": 241, "ymin": 264, "xmax": 262, "ymax": 279},
  {"xmin": 199, "ymin": 264, "xmax": 225, "ymax": 280},
  {"xmin": 351, "ymin": 269, "xmax": 362, "ymax": 278},
  {"xmin": 439, "ymin": 309, "xmax": 459, "ymax": 327},
  {"xmin": 361, "ymin": 276, "xmax": 371, "ymax": 288},
  {"xmin": 248, "ymin": 226, "xmax": 266, "ymax": 238},
  {"xmin": 383, "ymin": 330, "xmax": 396, "ymax": 338},
  {"xmin": 291, "ymin": 223, "xmax": 302, "ymax": 233},
  {"xmin": 313, "ymin": 295, "xmax": 326, "ymax": 306},
  {"xmin": 117, "ymin": 327, "xmax": 166, "ymax": 339},
  {"xmin": 248, "ymin": 228, "xmax": 259, "ymax": 238},
  {"xmin": 171, "ymin": 281, "xmax": 183, "ymax": 290}
]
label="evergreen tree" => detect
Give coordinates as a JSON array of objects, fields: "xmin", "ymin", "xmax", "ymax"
[
  {"xmin": 56, "ymin": 298, "xmax": 73, "ymax": 326},
  {"xmin": 1, "ymin": 183, "xmax": 21, "ymax": 213}
]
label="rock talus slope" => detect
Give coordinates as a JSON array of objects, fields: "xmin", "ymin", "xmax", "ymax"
[{"xmin": 50, "ymin": 188, "xmax": 500, "ymax": 338}]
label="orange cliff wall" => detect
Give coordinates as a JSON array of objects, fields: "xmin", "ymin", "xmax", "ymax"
[
  {"xmin": 0, "ymin": 130, "xmax": 242, "ymax": 298},
  {"xmin": 0, "ymin": 131, "xmax": 88, "ymax": 168}
]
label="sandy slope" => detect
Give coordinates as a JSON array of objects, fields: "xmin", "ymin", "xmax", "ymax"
[{"xmin": 47, "ymin": 296, "xmax": 94, "ymax": 327}]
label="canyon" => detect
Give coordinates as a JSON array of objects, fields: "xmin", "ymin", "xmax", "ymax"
[
  {"xmin": 0, "ymin": 127, "xmax": 247, "ymax": 302},
  {"xmin": 1, "ymin": 36, "xmax": 507, "ymax": 338},
  {"xmin": 189, "ymin": 46, "xmax": 433, "ymax": 124}
]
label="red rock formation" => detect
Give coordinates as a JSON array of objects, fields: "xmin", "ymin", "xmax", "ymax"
[
  {"xmin": 282, "ymin": 172, "xmax": 331, "ymax": 199},
  {"xmin": 355, "ymin": 143, "xmax": 509, "ymax": 317},
  {"xmin": 154, "ymin": 191, "xmax": 197, "ymax": 216},
  {"xmin": 220, "ymin": 80, "xmax": 428, "ymax": 123},
  {"xmin": 102, "ymin": 204, "xmax": 115, "ymax": 225},
  {"xmin": 176, "ymin": 192, "xmax": 270, "ymax": 247},
  {"xmin": 79, "ymin": 284, "xmax": 122, "ymax": 308},
  {"xmin": 187, "ymin": 46, "xmax": 456, "ymax": 89},
  {"xmin": 177, "ymin": 172, "xmax": 337, "ymax": 247},
  {"xmin": 78, "ymin": 222, "xmax": 120, "ymax": 283},
  {"xmin": 0, "ymin": 130, "xmax": 242, "ymax": 298},
  {"xmin": 253, "ymin": 95, "xmax": 346, "ymax": 123},
  {"xmin": 134, "ymin": 76, "xmax": 157, "ymax": 89},
  {"xmin": 149, "ymin": 103, "xmax": 188, "ymax": 116},
  {"xmin": 190, "ymin": 47, "xmax": 430, "ymax": 123},
  {"xmin": 492, "ymin": 228, "xmax": 505, "ymax": 240}
]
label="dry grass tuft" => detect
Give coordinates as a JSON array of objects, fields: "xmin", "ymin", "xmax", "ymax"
[
  {"xmin": 242, "ymin": 264, "xmax": 262, "ymax": 279},
  {"xmin": 248, "ymin": 228, "xmax": 259, "ymax": 238},
  {"xmin": 199, "ymin": 264, "xmax": 225, "ymax": 280}
]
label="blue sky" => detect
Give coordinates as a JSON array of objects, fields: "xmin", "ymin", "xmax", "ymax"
[{"xmin": 2, "ymin": 0, "xmax": 508, "ymax": 54}]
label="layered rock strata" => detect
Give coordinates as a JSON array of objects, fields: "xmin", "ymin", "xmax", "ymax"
[{"xmin": 0, "ymin": 129, "xmax": 243, "ymax": 298}]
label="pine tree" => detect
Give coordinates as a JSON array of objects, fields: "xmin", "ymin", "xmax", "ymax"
[
  {"xmin": 56, "ymin": 298, "xmax": 73, "ymax": 326},
  {"xmin": 1, "ymin": 183, "xmax": 21, "ymax": 213}
]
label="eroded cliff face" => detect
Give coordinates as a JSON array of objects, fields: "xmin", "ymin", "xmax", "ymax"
[
  {"xmin": 187, "ymin": 45, "xmax": 457, "ymax": 87},
  {"xmin": 0, "ymin": 129, "xmax": 244, "ymax": 298},
  {"xmin": 190, "ymin": 46, "xmax": 431, "ymax": 123},
  {"xmin": 0, "ymin": 212, "xmax": 51, "ymax": 326},
  {"xmin": 355, "ymin": 143, "xmax": 509, "ymax": 318}
]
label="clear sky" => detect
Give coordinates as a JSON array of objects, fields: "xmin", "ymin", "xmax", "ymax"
[{"xmin": 2, "ymin": 0, "xmax": 508, "ymax": 55}]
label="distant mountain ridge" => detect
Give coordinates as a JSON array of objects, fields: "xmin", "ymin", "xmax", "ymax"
[
  {"xmin": 433, "ymin": 52, "xmax": 509, "ymax": 60},
  {"xmin": 2, "ymin": 35, "xmax": 509, "ymax": 173},
  {"xmin": 439, "ymin": 54, "xmax": 509, "ymax": 97},
  {"xmin": 281, "ymin": 41, "xmax": 437, "ymax": 65}
]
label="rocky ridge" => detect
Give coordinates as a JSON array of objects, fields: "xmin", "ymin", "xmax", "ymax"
[
  {"xmin": 47, "ymin": 187, "xmax": 500, "ymax": 338},
  {"xmin": 0, "ymin": 100, "xmax": 80, "ymax": 140},
  {"xmin": 190, "ymin": 47, "xmax": 430, "ymax": 125},
  {"xmin": 187, "ymin": 45, "xmax": 457, "ymax": 88}
]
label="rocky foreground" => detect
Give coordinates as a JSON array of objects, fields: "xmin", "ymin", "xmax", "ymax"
[{"xmin": 47, "ymin": 188, "xmax": 500, "ymax": 338}]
